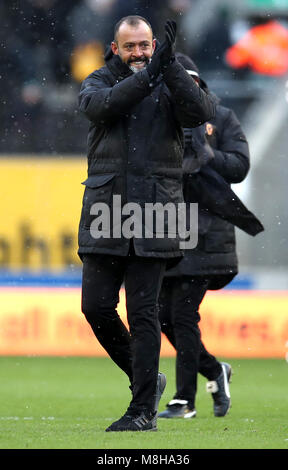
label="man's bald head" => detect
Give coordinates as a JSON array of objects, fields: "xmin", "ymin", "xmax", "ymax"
[{"xmin": 114, "ymin": 15, "xmax": 153, "ymax": 43}]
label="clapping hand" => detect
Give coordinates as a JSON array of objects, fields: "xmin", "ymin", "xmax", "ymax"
[{"xmin": 146, "ymin": 20, "xmax": 177, "ymax": 79}]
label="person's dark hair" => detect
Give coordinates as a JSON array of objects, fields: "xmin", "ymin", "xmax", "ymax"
[{"xmin": 114, "ymin": 15, "xmax": 153, "ymax": 42}]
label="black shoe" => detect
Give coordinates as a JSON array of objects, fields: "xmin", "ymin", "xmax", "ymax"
[
  {"xmin": 154, "ymin": 372, "xmax": 167, "ymax": 414},
  {"xmin": 206, "ymin": 362, "xmax": 232, "ymax": 417},
  {"xmin": 158, "ymin": 399, "xmax": 197, "ymax": 419},
  {"xmin": 105, "ymin": 409, "xmax": 157, "ymax": 432}
]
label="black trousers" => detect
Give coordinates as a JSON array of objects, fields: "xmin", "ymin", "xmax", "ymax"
[
  {"xmin": 81, "ymin": 249, "xmax": 166, "ymax": 414},
  {"xmin": 158, "ymin": 276, "xmax": 222, "ymax": 409}
]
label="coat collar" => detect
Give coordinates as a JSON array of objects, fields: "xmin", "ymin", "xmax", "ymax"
[{"xmin": 104, "ymin": 46, "xmax": 133, "ymax": 81}]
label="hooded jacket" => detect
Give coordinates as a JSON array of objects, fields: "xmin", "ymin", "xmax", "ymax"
[
  {"xmin": 166, "ymin": 100, "xmax": 263, "ymax": 288},
  {"xmin": 164, "ymin": 53, "xmax": 263, "ymax": 287},
  {"xmin": 77, "ymin": 49, "xmax": 215, "ymax": 259}
]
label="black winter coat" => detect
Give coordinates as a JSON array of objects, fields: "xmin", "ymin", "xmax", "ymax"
[
  {"xmin": 77, "ymin": 52, "xmax": 215, "ymax": 259},
  {"xmin": 166, "ymin": 103, "xmax": 250, "ymax": 288}
]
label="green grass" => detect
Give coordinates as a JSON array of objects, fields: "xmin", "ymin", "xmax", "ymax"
[{"xmin": 0, "ymin": 356, "xmax": 287, "ymax": 449}]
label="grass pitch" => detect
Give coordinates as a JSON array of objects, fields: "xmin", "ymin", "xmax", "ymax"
[{"xmin": 0, "ymin": 356, "xmax": 287, "ymax": 449}]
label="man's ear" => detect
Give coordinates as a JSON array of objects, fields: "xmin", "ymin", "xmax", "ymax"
[
  {"xmin": 152, "ymin": 38, "xmax": 156, "ymax": 53},
  {"xmin": 111, "ymin": 41, "xmax": 119, "ymax": 55}
]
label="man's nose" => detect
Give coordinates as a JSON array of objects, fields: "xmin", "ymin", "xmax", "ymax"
[{"xmin": 133, "ymin": 45, "xmax": 143, "ymax": 57}]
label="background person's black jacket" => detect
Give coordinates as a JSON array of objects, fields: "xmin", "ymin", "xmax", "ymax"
[
  {"xmin": 77, "ymin": 51, "xmax": 215, "ymax": 260},
  {"xmin": 166, "ymin": 102, "xmax": 263, "ymax": 289}
]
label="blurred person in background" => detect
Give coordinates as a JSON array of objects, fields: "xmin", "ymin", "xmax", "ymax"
[
  {"xmin": 1, "ymin": 0, "xmax": 78, "ymax": 152},
  {"xmin": 6, "ymin": 0, "xmax": 77, "ymax": 87},
  {"xmin": 225, "ymin": 16, "xmax": 288, "ymax": 76},
  {"xmin": 78, "ymin": 16, "xmax": 215, "ymax": 432},
  {"xmin": 158, "ymin": 53, "xmax": 263, "ymax": 419},
  {"xmin": 69, "ymin": 0, "xmax": 116, "ymax": 83}
]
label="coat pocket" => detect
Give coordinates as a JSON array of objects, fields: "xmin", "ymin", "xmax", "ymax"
[
  {"xmin": 154, "ymin": 177, "xmax": 183, "ymax": 205},
  {"xmin": 81, "ymin": 173, "xmax": 116, "ymax": 229},
  {"xmin": 150, "ymin": 177, "xmax": 183, "ymax": 236},
  {"xmin": 82, "ymin": 173, "xmax": 115, "ymax": 189}
]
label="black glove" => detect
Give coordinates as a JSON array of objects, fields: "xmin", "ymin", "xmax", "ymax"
[
  {"xmin": 146, "ymin": 20, "xmax": 177, "ymax": 79},
  {"xmin": 146, "ymin": 45, "xmax": 163, "ymax": 79},
  {"xmin": 160, "ymin": 20, "xmax": 177, "ymax": 70},
  {"xmin": 183, "ymin": 126, "xmax": 214, "ymax": 174},
  {"xmin": 191, "ymin": 126, "xmax": 214, "ymax": 167}
]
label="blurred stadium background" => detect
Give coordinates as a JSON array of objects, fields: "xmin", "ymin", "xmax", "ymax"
[{"xmin": 0, "ymin": 0, "xmax": 288, "ymax": 359}]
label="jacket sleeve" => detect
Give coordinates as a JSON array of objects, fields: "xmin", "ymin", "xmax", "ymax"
[
  {"xmin": 208, "ymin": 108, "xmax": 250, "ymax": 183},
  {"xmin": 162, "ymin": 60, "xmax": 216, "ymax": 127},
  {"xmin": 78, "ymin": 68, "xmax": 152, "ymax": 125}
]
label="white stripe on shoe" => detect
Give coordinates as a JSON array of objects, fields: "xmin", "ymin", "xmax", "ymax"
[
  {"xmin": 222, "ymin": 363, "xmax": 231, "ymax": 399},
  {"xmin": 183, "ymin": 409, "xmax": 197, "ymax": 419}
]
